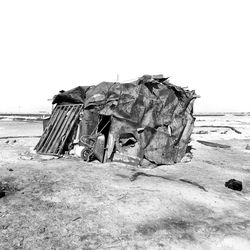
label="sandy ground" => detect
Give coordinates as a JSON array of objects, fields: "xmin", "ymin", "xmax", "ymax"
[{"xmin": 0, "ymin": 117, "xmax": 250, "ymax": 250}]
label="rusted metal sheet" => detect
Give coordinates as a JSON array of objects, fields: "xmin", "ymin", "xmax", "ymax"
[
  {"xmin": 35, "ymin": 104, "xmax": 83, "ymax": 155},
  {"xmin": 93, "ymin": 134, "xmax": 105, "ymax": 162}
]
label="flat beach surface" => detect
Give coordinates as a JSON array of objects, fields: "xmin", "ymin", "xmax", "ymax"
[{"xmin": 1, "ymin": 116, "xmax": 250, "ymax": 249}]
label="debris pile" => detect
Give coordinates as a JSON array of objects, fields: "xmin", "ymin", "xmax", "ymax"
[
  {"xmin": 0, "ymin": 181, "xmax": 19, "ymax": 198},
  {"xmin": 225, "ymin": 179, "xmax": 243, "ymax": 191},
  {"xmin": 35, "ymin": 75, "xmax": 198, "ymax": 166}
]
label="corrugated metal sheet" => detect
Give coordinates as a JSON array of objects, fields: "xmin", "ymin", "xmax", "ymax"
[{"xmin": 35, "ymin": 104, "xmax": 83, "ymax": 155}]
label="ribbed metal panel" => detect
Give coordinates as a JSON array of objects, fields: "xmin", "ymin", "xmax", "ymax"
[{"xmin": 35, "ymin": 104, "xmax": 83, "ymax": 155}]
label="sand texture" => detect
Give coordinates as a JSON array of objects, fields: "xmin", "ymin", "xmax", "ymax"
[{"xmin": 0, "ymin": 116, "xmax": 250, "ymax": 249}]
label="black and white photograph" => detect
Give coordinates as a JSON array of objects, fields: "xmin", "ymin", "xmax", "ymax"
[{"xmin": 0, "ymin": 0, "xmax": 250, "ymax": 249}]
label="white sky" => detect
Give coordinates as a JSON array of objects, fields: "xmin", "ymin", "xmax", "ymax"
[{"xmin": 0, "ymin": 0, "xmax": 249, "ymax": 113}]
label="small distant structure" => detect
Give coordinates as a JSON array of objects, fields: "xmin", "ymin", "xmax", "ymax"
[{"xmin": 35, "ymin": 75, "xmax": 198, "ymax": 166}]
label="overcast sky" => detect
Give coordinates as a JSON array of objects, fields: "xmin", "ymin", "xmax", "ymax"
[{"xmin": 0, "ymin": 0, "xmax": 249, "ymax": 113}]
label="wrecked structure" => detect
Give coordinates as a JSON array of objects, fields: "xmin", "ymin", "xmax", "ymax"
[{"xmin": 35, "ymin": 75, "xmax": 197, "ymax": 166}]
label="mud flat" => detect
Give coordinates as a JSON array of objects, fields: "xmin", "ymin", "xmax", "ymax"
[{"xmin": 0, "ymin": 117, "xmax": 250, "ymax": 249}]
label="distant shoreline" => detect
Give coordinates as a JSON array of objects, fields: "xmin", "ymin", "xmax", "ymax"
[
  {"xmin": 195, "ymin": 114, "xmax": 224, "ymax": 117},
  {"xmin": 0, "ymin": 113, "xmax": 50, "ymax": 117},
  {"xmin": 0, "ymin": 112, "xmax": 249, "ymax": 123},
  {"xmin": 0, "ymin": 113, "xmax": 50, "ymax": 122},
  {"xmin": 195, "ymin": 113, "xmax": 250, "ymax": 117},
  {"xmin": 1, "ymin": 112, "xmax": 249, "ymax": 116}
]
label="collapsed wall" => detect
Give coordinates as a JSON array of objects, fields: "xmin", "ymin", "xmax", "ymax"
[{"xmin": 36, "ymin": 75, "xmax": 198, "ymax": 166}]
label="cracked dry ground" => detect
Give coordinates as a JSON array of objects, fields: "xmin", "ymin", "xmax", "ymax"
[{"xmin": 0, "ymin": 137, "xmax": 250, "ymax": 250}]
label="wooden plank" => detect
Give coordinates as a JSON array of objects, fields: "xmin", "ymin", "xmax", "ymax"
[
  {"xmin": 39, "ymin": 106, "xmax": 68, "ymax": 153},
  {"xmin": 195, "ymin": 125, "xmax": 241, "ymax": 134},
  {"xmin": 44, "ymin": 106, "xmax": 70, "ymax": 153},
  {"xmin": 197, "ymin": 140, "xmax": 231, "ymax": 149},
  {"xmin": 49, "ymin": 106, "xmax": 77, "ymax": 154},
  {"xmin": 37, "ymin": 106, "xmax": 64, "ymax": 153},
  {"xmin": 57, "ymin": 105, "xmax": 83, "ymax": 154},
  {"xmin": 36, "ymin": 105, "xmax": 62, "ymax": 151},
  {"xmin": 35, "ymin": 106, "xmax": 61, "ymax": 150}
]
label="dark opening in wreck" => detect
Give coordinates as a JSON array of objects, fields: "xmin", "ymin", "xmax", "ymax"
[{"xmin": 35, "ymin": 75, "xmax": 198, "ymax": 166}]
